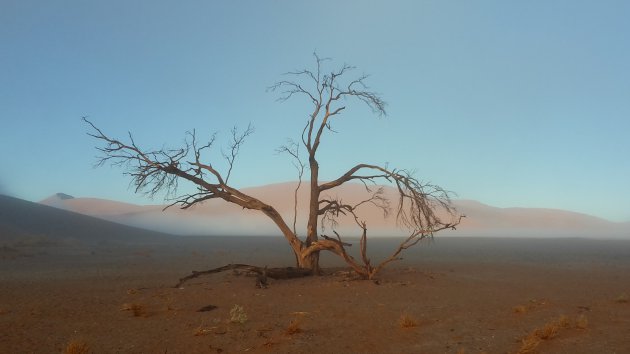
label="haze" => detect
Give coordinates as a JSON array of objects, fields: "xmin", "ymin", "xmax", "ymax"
[{"xmin": 40, "ymin": 182, "xmax": 629, "ymax": 239}]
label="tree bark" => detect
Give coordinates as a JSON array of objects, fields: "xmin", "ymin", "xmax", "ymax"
[{"xmin": 305, "ymin": 156, "xmax": 321, "ymax": 274}]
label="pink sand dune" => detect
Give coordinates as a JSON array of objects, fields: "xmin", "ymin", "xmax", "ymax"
[{"xmin": 39, "ymin": 182, "xmax": 629, "ymax": 238}]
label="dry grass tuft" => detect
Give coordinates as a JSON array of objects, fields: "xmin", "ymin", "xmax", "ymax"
[
  {"xmin": 229, "ymin": 304, "xmax": 248, "ymax": 324},
  {"xmin": 517, "ymin": 314, "xmax": 588, "ymax": 353},
  {"xmin": 616, "ymin": 293, "xmax": 629, "ymax": 303},
  {"xmin": 536, "ymin": 321, "xmax": 560, "ymax": 340},
  {"xmin": 534, "ymin": 315, "xmax": 572, "ymax": 339},
  {"xmin": 131, "ymin": 304, "xmax": 147, "ymax": 317},
  {"xmin": 513, "ymin": 299, "xmax": 551, "ymax": 316},
  {"xmin": 64, "ymin": 339, "xmax": 90, "ymax": 354},
  {"xmin": 517, "ymin": 334, "xmax": 542, "ymax": 354},
  {"xmin": 557, "ymin": 315, "xmax": 571, "ymax": 328},
  {"xmin": 399, "ymin": 313, "xmax": 418, "ymax": 328},
  {"xmin": 575, "ymin": 314, "xmax": 588, "ymax": 329},
  {"xmin": 285, "ymin": 319, "xmax": 303, "ymax": 335},
  {"xmin": 513, "ymin": 305, "xmax": 527, "ymax": 314},
  {"xmin": 121, "ymin": 303, "xmax": 148, "ymax": 317}
]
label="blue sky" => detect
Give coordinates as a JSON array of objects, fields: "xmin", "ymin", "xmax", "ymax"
[{"xmin": 1, "ymin": 0, "xmax": 629, "ymax": 222}]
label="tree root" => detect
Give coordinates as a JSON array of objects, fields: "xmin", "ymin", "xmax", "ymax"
[{"xmin": 174, "ymin": 263, "xmax": 312, "ymax": 288}]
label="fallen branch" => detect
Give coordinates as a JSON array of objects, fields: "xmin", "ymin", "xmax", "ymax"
[{"xmin": 174, "ymin": 263, "xmax": 312, "ymax": 288}]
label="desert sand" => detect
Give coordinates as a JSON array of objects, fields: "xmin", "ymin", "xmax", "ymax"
[{"xmin": 1, "ymin": 196, "xmax": 630, "ymax": 353}]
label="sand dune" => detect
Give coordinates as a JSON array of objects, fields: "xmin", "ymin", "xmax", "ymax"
[
  {"xmin": 38, "ymin": 182, "xmax": 629, "ymax": 238},
  {"xmin": 0, "ymin": 194, "xmax": 171, "ymax": 245}
]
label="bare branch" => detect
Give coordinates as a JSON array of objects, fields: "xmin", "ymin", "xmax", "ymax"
[
  {"xmin": 187, "ymin": 129, "xmax": 217, "ymax": 187},
  {"xmin": 320, "ymin": 163, "xmax": 461, "ymax": 243},
  {"xmin": 83, "ymin": 117, "xmax": 305, "ymax": 258},
  {"xmin": 370, "ymin": 214, "xmax": 465, "ymax": 277},
  {"xmin": 318, "ymin": 185, "xmax": 389, "ymax": 233},
  {"xmin": 84, "ymin": 117, "xmax": 185, "ymax": 199},
  {"xmin": 302, "ymin": 233, "xmax": 367, "ymax": 276},
  {"xmin": 162, "ymin": 192, "xmax": 219, "ymax": 211},
  {"xmin": 222, "ymin": 124, "xmax": 254, "ymax": 184},
  {"xmin": 270, "ymin": 53, "xmax": 387, "ymax": 157},
  {"xmin": 276, "ymin": 139, "xmax": 305, "ymax": 237}
]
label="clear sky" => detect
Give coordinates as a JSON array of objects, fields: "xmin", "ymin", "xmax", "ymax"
[{"xmin": 1, "ymin": 0, "xmax": 629, "ymax": 222}]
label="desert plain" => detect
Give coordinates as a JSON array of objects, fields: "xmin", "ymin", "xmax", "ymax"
[{"xmin": 1, "ymin": 195, "xmax": 630, "ymax": 353}]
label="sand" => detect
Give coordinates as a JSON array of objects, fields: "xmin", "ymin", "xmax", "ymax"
[{"xmin": 2, "ymin": 234, "xmax": 630, "ymax": 354}]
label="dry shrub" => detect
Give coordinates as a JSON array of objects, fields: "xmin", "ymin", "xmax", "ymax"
[
  {"xmin": 121, "ymin": 303, "xmax": 148, "ymax": 317},
  {"xmin": 229, "ymin": 304, "xmax": 247, "ymax": 324},
  {"xmin": 517, "ymin": 314, "xmax": 587, "ymax": 353},
  {"xmin": 517, "ymin": 334, "xmax": 542, "ymax": 354},
  {"xmin": 535, "ymin": 315, "xmax": 575, "ymax": 339},
  {"xmin": 285, "ymin": 319, "xmax": 302, "ymax": 335},
  {"xmin": 558, "ymin": 315, "xmax": 572, "ymax": 328},
  {"xmin": 64, "ymin": 339, "xmax": 90, "ymax": 354},
  {"xmin": 131, "ymin": 304, "xmax": 147, "ymax": 317},
  {"xmin": 513, "ymin": 305, "xmax": 527, "ymax": 314},
  {"xmin": 513, "ymin": 299, "xmax": 551, "ymax": 316},
  {"xmin": 616, "ymin": 293, "xmax": 629, "ymax": 303},
  {"xmin": 536, "ymin": 321, "xmax": 560, "ymax": 340},
  {"xmin": 575, "ymin": 314, "xmax": 588, "ymax": 329},
  {"xmin": 399, "ymin": 313, "xmax": 418, "ymax": 328}
]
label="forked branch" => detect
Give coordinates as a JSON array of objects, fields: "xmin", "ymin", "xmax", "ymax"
[
  {"xmin": 309, "ymin": 163, "xmax": 462, "ymax": 279},
  {"xmin": 277, "ymin": 140, "xmax": 306, "ymax": 237},
  {"xmin": 222, "ymin": 124, "xmax": 254, "ymax": 184},
  {"xmin": 320, "ymin": 164, "xmax": 457, "ymax": 232},
  {"xmin": 83, "ymin": 117, "xmax": 304, "ymax": 256},
  {"xmin": 269, "ymin": 52, "xmax": 386, "ymax": 157}
]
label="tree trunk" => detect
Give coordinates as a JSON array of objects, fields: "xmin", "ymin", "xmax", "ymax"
[
  {"xmin": 297, "ymin": 251, "xmax": 320, "ymax": 274},
  {"xmin": 305, "ymin": 156, "xmax": 321, "ymax": 274}
]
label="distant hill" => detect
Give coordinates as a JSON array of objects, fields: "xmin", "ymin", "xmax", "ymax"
[
  {"xmin": 38, "ymin": 182, "xmax": 629, "ymax": 239},
  {"xmin": 55, "ymin": 193, "xmax": 74, "ymax": 200},
  {"xmin": 452, "ymin": 199, "xmax": 627, "ymax": 237},
  {"xmin": 0, "ymin": 194, "xmax": 172, "ymax": 245}
]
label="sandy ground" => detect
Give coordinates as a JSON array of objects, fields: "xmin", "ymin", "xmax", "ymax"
[{"xmin": 1, "ymin": 236, "xmax": 630, "ymax": 354}]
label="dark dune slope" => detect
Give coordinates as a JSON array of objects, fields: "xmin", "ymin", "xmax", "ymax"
[{"xmin": 0, "ymin": 194, "xmax": 172, "ymax": 244}]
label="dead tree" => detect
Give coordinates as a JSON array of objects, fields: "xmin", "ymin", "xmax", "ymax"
[{"xmin": 85, "ymin": 53, "xmax": 461, "ymax": 279}]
